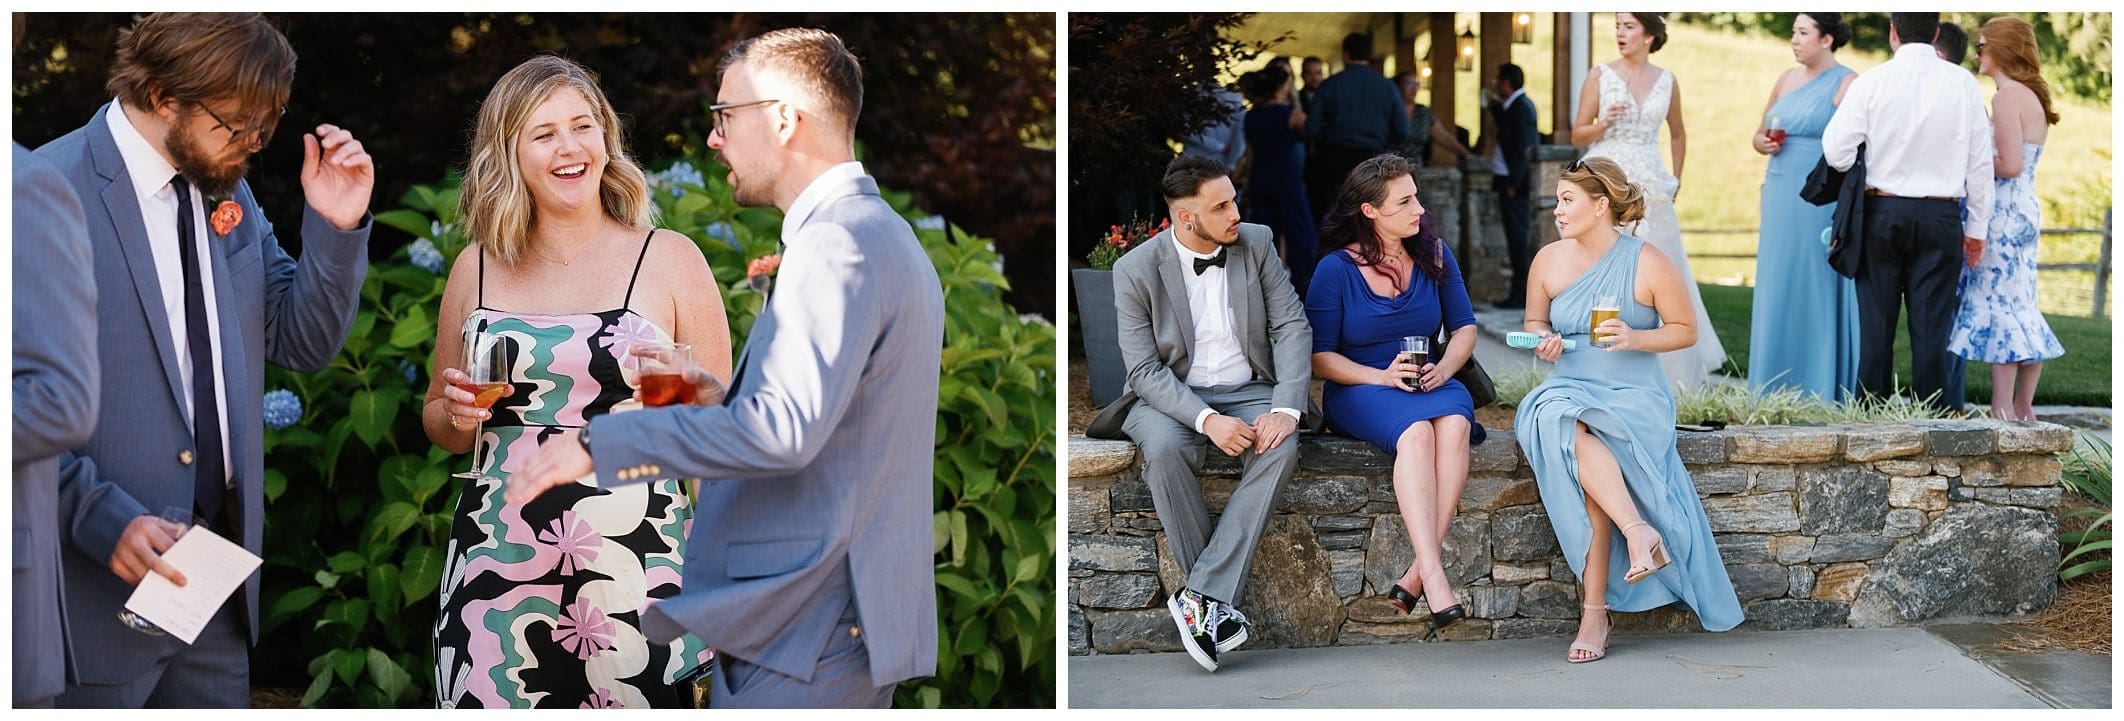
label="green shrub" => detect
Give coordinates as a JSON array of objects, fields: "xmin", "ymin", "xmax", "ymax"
[
  {"xmin": 2058, "ymin": 433, "xmax": 2112, "ymax": 582},
  {"xmin": 255, "ymin": 148, "xmax": 1054, "ymax": 708},
  {"xmin": 1493, "ymin": 366, "xmax": 1954, "ymax": 425}
]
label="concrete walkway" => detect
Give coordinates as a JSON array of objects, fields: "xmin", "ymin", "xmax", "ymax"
[{"xmin": 1069, "ymin": 626, "xmax": 2084, "ymax": 708}]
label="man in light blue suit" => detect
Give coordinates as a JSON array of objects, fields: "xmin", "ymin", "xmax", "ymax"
[
  {"xmin": 511, "ymin": 28, "xmax": 944, "ymax": 708},
  {"xmin": 14, "ymin": 142, "xmax": 99, "ymax": 709},
  {"xmin": 33, "ymin": 13, "xmax": 373, "ymax": 707}
]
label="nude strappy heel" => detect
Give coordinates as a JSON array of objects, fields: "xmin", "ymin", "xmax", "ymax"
[
  {"xmin": 1620, "ymin": 520, "xmax": 1670, "ymax": 584},
  {"xmin": 1568, "ymin": 603, "xmax": 1609, "ymax": 663}
]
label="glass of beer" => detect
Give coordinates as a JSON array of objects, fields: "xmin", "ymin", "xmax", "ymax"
[
  {"xmin": 1590, "ymin": 296, "xmax": 1623, "ymax": 347},
  {"xmin": 637, "ymin": 342, "xmax": 696, "ymax": 407},
  {"xmin": 1396, "ymin": 336, "xmax": 1430, "ymax": 390},
  {"xmin": 452, "ymin": 330, "xmax": 516, "ymax": 481}
]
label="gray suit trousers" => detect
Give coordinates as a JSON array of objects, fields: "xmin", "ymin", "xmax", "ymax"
[
  {"xmin": 54, "ymin": 602, "xmax": 246, "ymax": 708},
  {"xmin": 709, "ymin": 599, "xmax": 892, "ymax": 708},
  {"xmin": 1122, "ymin": 381, "xmax": 1298, "ymax": 604}
]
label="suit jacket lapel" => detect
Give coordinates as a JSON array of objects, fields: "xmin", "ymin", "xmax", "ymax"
[
  {"xmin": 89, "ymin": 110, "xmax": 187, "ymax": 413},
  {"xmin": 1151, "ymin": 230, "xmax": 1194, "ymax": 367},
  {"xmin": 207, "ymin": 215, "xmax": 249, "ymax": 484},
  {"xmin": 1225, "ymin": 239, "xmax": 1261, "ymax": 375}
]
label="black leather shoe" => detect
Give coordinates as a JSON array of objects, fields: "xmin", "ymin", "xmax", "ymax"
[
  {"xmin": 1387, "ymin": 582, "xmax": 1424, "ymax": 615},
  {"xmin": 1423, "ymin": 604, "xmax": 1468, "ymax": 640}
]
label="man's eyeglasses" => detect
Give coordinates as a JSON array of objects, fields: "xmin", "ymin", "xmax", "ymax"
[
  {"xmin": 194, "ymin": 101, "xmax": 285, "ymax": 151},
  {"xmin": 708, "ymin": 99, "xmax": 779, "ymax": 137}
]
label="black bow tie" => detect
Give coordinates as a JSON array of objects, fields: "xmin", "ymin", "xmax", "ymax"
[{"xmin": 1193, "ymin": 249, "xmax": 1228, "ymax": 275}]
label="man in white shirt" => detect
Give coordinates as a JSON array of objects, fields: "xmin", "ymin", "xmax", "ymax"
[
  {"xmin": 1821, "ymin": 12, "xmax": 1992, "ymax": 412},
  {"xmin": 32, "ymin": 12, "xmax": 372, "ymax": 707},
  {"xmin": 1089, "ymin": 154, "xmax": 1313, "ymax": 673}
]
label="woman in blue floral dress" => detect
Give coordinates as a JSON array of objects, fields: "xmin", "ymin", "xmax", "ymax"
[{"xmin": 1947, "ymin": 18, "xmax": 2064, "ymax": 421}]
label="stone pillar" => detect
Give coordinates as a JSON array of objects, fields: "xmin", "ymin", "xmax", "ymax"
[{"xmin": 1457, "ymin": 155, "xmax": 1507, "ymax": 305}]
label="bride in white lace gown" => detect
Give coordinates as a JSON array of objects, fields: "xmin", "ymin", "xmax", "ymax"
[{"xmin": 1569, "ymin": 12, "xmax": 1726, "ymax": 389}]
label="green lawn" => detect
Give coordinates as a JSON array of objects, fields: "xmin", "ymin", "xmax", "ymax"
[{"xmin": 1700, "ymin": 283, "xmax": 2110, "ymax": 407}]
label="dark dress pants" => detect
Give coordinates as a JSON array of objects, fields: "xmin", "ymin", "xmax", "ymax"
[{"xmin": 1854, "ymin": 197, "xmax": 1965, "ymax": 412}]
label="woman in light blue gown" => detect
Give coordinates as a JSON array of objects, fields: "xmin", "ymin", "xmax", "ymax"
[
  {"xmin": 1516, "ymin": 157, "xmax": 1742, "ymax": 664},
  {"xmin": 1749, "ymin": 12, "xmax": 1859, "ymax": 401}
]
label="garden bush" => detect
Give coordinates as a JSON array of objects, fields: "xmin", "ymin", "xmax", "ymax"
[{"xmin": 252, "ymin": 146, "xmax": 1055, "ymax": 707}]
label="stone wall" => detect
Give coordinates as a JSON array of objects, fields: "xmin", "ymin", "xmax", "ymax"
[{"xmin": 1067, "ymin": 420, "xmax": 2074, "ymax": 655}]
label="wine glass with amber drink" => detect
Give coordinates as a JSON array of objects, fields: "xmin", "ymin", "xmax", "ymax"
[{"xmin": 452, "ymin": 330, "xmax": 516, "ymax": 481}]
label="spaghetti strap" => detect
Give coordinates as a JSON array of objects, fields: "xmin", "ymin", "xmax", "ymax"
[
  {"xmin": 621, "ymin": 230, "xmax": 656, "ymax": 312},
  {"xmin": 476, "ymin": 245, "xmax": 487, "ymax": 310}
]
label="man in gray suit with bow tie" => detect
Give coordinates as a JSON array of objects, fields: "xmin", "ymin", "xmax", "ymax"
[
  {"xmin": 510, "ymin": 28, "xmax": 944, "ymax": 708},
  {"xmin": 33, "ymin": 13, "xmax": 373, "ymax": 707},
  {"xmin": 1085, "ymin": 154, "xmax": 1313, "ymax": 673}
]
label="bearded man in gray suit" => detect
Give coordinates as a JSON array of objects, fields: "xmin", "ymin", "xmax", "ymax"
[
  {"xmin": 34, "ymin": 13, "xmax": 373, "ymax": 707},
  {"xmin": 1084, "ymin": 154, "xmax": 1313, "ymax": 673},
  {"xmin": 511, "ymin": 28, "xmax": 944, "ymax": 708}
]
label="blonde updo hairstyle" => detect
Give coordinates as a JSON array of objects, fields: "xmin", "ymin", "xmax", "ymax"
[
  {"xmin": 1560, "ymin": 156, "xmax": 1646, "ymax": 226},
  {"xmin": 461, "ymin": 55, "xmax": 655, "ymax": 265}
]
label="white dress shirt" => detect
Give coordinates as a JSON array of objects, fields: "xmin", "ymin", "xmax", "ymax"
[
  {"xmin": 1487, "ymin": 89, "xmax": 1528, "ymax": 176},
  {"xmin": 1170, "ymin": 234, "xmax": 1299, "ymax": 433},
  {"xmin": 1821, "ymin": 43, "xmax": 1995, "ymax": 239},
  {"xmin": 107, "ymin": 103, "xmax": 233, "ymax": 487},
  {"xmin": 782, "ymin": 160, "xmax": 869, "ymax": 246}
]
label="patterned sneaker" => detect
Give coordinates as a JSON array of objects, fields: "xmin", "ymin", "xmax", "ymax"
[
  {"xmin": 1210, "ymin": 601, "xmax": 1250, "ymax": 654},
  {"xmin": 1165, "ymin": 588, "xmax": 1219, "ymax": 672}
]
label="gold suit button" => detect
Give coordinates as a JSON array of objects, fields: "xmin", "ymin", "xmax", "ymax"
[
  {"xmin": 178, "ymin": 450, "xmax": 194, "ymax": 466},
  {"xmin": 850, "ymin": 625, "xmax": 862, "ymax": 638}
]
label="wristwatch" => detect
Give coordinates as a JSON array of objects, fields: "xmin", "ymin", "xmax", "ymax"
[{"xmin": 577, "ymin": 422, "xmax": 594, "ymax": 458}]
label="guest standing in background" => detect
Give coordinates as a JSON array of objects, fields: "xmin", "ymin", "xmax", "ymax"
[
  {"xmin": 1306, "ymin": 33, "xmax": 1409, "ymax": 226},
  {"xmin": 1935, "ymin": 22, "xmax": 1970, "ymax": 67},
  {"xmin": 1240, "ymin": 66, "xmax": 1319, "ymax": 296},
  {"xmin": 1306, "ymin": 154, "xmax": 1481, "ymax": 639},
  {"xmin": 1298, "ymin": 56, "xmax": 1325, "ymax": 116},
  {"xmin": 1488, "ymin": 64, "xmax": 1540, "ymax": 309},
  {"xmin": 1181, "ymin": 83, "xmax": 1248, "ymax": 176},
  {"xmin": 1822, "ymin": 12, "xmax": 1993, "ymax": 412},
  {"xmin": 1570, "ymin": 12, "xmax": 1726, "ymax": 388},
  {"xmin": 1392, "ymin": 71, "xmax": 1471, "ymax": 168},
  {"xmin": 1748, "ymin": 12, "xmax": 1859, "ymax": 402},
  {"xmin": 1948, "ymin": 16, "xmax": 2064, "ymax": 421}
]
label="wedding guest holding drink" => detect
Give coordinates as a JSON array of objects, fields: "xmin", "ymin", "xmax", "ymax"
[
  {"xmin": 35, "ymin": 13, "xmax": 372, "ymax": 707},
  {"xmin": 1517, "ymin": 157, "xmax": 1741, "ymax": 664},
  {"xmin": 1306, "ymin": 154, "xmax": 1482, "ymax": 637},
  {"xmin": 422, "ymin": 55, "xmax": 730, "ymax": 708},
  {"xmin": 1570, "ymin": 12, "xmax": 1726, "ymax": 389},
  {"xmin": 1748, "ymin": 12, "xmax": 1859, "ymax": 401},
  {"xmin": 508, "ymin": 29, "xmax": 946, "ymax": 706},
  {"xmin": 1947, "ymin": 17, "xmax": 2064, "ymax": 421}
]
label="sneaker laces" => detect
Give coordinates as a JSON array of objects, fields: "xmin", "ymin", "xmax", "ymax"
[
  {"xmin": 1202, "ymin": 600, "xmax": 1234, "ymax": 638},
  {"xmin": 1219, "ymin": 602, "xmax": 1249, "ymax": 628}
]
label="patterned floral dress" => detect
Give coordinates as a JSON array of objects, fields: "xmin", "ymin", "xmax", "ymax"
[
  {"xmin": 1949, "ymin": 143, "xmax": 2064, "ymax": 364},
  {"xmin": 434, "ymin": 234, "xmax": 712, "ymax": 708}
]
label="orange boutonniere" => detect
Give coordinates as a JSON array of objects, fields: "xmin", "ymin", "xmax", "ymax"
[
  {"xmin": 746, "ymin": 253, "xmax": 782, "ymax": 293},
  {"xmin": 210, "ymin": 200, "xmax": 243, "ymax": 236}
]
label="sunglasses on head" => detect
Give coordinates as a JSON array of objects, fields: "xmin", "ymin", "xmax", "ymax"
[{"xmin": 1563, "ymin": 158, "xmax": 1587, "ymax": 173}]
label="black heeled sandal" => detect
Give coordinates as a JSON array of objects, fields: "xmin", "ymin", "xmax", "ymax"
[
  {"xmin": 1423, "ymin": 604, "xmax": 1467, "ymax": 640},
  {"xmin": 1387, "ymin": 582, "xmax": 1424, "ymax": 615}
]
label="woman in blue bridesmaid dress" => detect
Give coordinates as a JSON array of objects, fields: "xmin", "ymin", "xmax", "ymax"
[
  {"xmin": 1749, "ymin": 12, "xmax": 1860, "ymax": 401},
  {"xmin": 1516, "ymin": 157, "xmax": 1742, "ymax": 664}
]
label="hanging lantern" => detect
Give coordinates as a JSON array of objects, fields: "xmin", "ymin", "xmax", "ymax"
[
  {"xmin": 1513, "ymin": 13, "xmax": 1535, "ymax": 44},
  {"xmin": 1456, "ymin": 27, "xmax": 1477, "ymax": 72},
  {"xmin": 1419, "ymin": 65, "xmax": 1433, "ymax": 79}
]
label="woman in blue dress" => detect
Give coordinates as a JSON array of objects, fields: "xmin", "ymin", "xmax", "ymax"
[
  {"xmin": 1748, "ymin": 12, "xmax": 1859, "ymax": 401},
  {"xmin": 1948, "ymin": 17, "xmax": 2065, "ymax": 421},
  {"xmin": 1305, "ymin": 153, "xmax": 1483, "ymax": 636},
  {"xmin": 1517, "ymin": 157, "xmax": 1741, "ymax": 664},
  {"xmin": 1241, "ymin": 64, "xmax": 1320, "ymax": 296}
]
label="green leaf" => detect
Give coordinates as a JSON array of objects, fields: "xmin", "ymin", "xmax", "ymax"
[
  {"xmin": 300, "ymin": 668, "xmax": 332, "ymax": 708},
  {"xmin": 388, "ymin": 305, "xmax": 433, "ymax": 349},
  {"xmin": 401, "ymin": 544, "xmax": 444, "ymax": 605},
  {"xmin": 1013, "ymin": 553, "xmax": 1044, "ymax": 584},
  {"xmin": 268, "ymin": 586, "xmax": 325, "ymax": 623},
  {"xmin": 365, "ymin": 647, "xmax": 415, "ymax": 703},
  {"xmin": 365, "ymin": 501, "xmax": 421, "ymax": 545},
  {"xmin": 263, "ymin": 468, "xmax": 289, "ymax": 503},
  {"xmin": 327, "ymin": 551, "xmax": 367, "ymax": 574},
  {"xmin": 331, "ymin": 647, "xmax": 365, "ymax": 686},
  {"xmin": 348, "ymin": 389, "xmax": 401, "ymax": 448},
  {"xmin": 374, "ymin": 209, "xmax": 434, "ymax": 238},
  {"xmin": 932, "ymin": 571, "xmax": 983, "ymax": 600}
]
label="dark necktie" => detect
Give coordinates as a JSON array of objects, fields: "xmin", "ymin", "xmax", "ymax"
[
  {"xmin": 172, "ymin": 175, "xmax": 227, "ymax": 528},
  {"xmin": 1193, "ymin": 248, "xmax": 1228, "ymax": 275}
]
